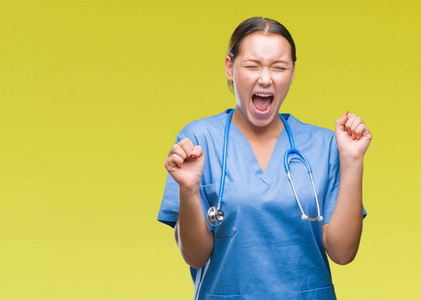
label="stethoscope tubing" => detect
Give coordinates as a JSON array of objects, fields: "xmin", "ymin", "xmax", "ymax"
[{"xmin": 216, "ymin": 109, "xmax": 235, "ymax": 210}]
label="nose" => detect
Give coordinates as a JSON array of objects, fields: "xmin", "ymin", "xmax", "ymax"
[{"xmin": 258, "ymin": 68, "xmax": 272, "ymax": 87}]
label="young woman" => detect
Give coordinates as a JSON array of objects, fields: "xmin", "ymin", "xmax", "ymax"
[{"xmin": 158, "ymin": 17, "xmax": 372, "ymax": 300}]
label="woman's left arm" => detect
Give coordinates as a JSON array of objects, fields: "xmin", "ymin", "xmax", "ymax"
[{"xmin": 323, "ymin": 112, "xmax": 372, "ymax": 265}]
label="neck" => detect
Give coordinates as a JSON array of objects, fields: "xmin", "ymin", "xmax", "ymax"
[{"xmin": 231, "ymin": 110, "xmax": 284, "ymax": 141}]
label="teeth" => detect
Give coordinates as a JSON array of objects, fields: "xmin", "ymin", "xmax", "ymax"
[{"xmin": 255, "ymin": 93, "xmax": 272, "ymax": 97}]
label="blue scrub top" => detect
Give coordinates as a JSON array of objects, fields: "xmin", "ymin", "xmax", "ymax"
[{"xmin": 158, "ymin": 109, "xmax": 366, "ymax": 300}]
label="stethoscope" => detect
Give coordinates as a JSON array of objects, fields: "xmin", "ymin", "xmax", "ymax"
[{"xmin": 207, "ymin": 109, "xmax": 323, "ymax": 226}]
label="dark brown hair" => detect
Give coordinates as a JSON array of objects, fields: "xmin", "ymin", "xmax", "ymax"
[{"xmin": 227, "ymin": 17, "xmax": 296, "ymax": 90}]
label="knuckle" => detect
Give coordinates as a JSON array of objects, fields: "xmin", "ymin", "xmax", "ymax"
[
  {"xmin": 179, "ymin": 138, "xmax": 190, "ymax": 145},
  {"xmin": 175, "ymin": 155, "xmax": 184, "ymax": 165},
  {"xmin": 170, "ymin": 145, "xmax": 178, "ymax": 153}
]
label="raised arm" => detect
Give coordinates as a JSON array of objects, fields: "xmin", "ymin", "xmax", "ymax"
[
  {"xmin": 323, "ymin": 112, "xmax": 372, "ymax": 265},
  {"xmin": 165, "ymin": 138, "xmax": 214, "ymax": 269}
]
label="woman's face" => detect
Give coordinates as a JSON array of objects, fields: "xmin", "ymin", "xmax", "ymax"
[{"xmin": 225, "ymin": 32, "xmax": 295, "ymax": 129}]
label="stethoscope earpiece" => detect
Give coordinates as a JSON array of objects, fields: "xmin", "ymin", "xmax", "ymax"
[{"xmin": 302, "ymin": 214, "xmax": 323, "ymax": 222}]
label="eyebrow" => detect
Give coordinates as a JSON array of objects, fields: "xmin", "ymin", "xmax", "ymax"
[{"xmin": 243, "ymin": 59, "xmax": 290, "ymax": 64}]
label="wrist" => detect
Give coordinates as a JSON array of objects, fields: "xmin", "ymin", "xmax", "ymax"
[
  {"xmin": 179, "ymin": 183, "xmax": 200, "ymax": 196},
  {"xmin": 339, "ymin": 156, "xmax": 364, "ymax": 178},
  {"xmin": 340, "ymin": 155, "xmax": 363, "ymax": 166}
]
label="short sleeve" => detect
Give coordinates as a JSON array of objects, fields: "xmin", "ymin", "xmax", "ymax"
[
  {"xmin": 322, "ymin": 137, "xmax": 367, "ymax": 225},
  {"xmin": 157, "ymin": 172, "xmax": 180, "ymax": 228},
  {"xmin": 157, "ymin": 132, "xmax": 212, "ymax": 229}
]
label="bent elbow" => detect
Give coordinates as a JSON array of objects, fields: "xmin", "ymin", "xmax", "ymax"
[
  {"xmin": 189, "ymin": 261, "xmax": 207, "ymax": 270},
  {"xmin": 334, "ymin": 257, "xmax": 354, "ymax": 266},
  {"xmin": 331, "ymin": 252, "xmax": 357, "ymax": 265},
  {"xmin": 179, "ymin": 242, "xmax": 212, "ymax": 269},
  {"xmin": 183, "ymin": 255, "xmax": 209, "ymax": 269}
]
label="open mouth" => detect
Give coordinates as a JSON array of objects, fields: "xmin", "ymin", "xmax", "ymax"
[{"xmin": 252, "ymin": 93, "xmax": 274, "ymax": 112}]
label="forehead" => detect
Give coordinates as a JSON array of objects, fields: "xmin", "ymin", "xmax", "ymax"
[{"xmin": 237, "ymin": 32, "xmax": 292, "ymax": 61}]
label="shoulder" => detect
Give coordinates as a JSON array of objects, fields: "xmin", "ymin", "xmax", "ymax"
[
  {"xmin": 286, "ymin": 114, "xmax": 337, "ymax": 149},
  {"xmin": 287, "ymin": 114, "xmax": 334, "ymax": 136},
  {"xmin": 177, "ymin": 110, "xmax": 230, "ymax": 144}
]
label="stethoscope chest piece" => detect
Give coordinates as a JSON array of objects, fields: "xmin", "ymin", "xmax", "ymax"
[{"xmin": 207, "ymin": 206, "xmax": 225, "ymax": 226}]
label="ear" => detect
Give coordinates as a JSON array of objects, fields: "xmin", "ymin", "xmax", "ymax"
[
  {"xmin": 225, "ymin": 55, "xmax": 234, "ymax": 82},
  {"xmin": 290, "ymin": 62, "xmax": 296, "ymax": 84}
]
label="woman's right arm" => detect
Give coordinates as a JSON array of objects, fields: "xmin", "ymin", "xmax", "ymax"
[{"xmin": 165, "ymin": 138, "xmax": 214, "ymax": 269}]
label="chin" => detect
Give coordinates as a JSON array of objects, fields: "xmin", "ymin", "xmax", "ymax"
[{"xmin": 249, "ymin": 115, "xmax": 277, "ymax": 128}]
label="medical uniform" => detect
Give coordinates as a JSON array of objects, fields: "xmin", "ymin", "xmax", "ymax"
[{"xmin": 158, "ymin": 109, "xmax": 366, "ymax": 300}]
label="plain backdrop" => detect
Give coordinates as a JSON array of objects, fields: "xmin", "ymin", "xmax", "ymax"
[{"xmin": 1, "ymin": 0, "xmax": 420, "ymax": 299}]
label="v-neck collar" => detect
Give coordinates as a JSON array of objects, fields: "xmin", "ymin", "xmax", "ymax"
[{"xmin": 220, "ymin": 110, "xmax": 294, "ymax": 185}]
